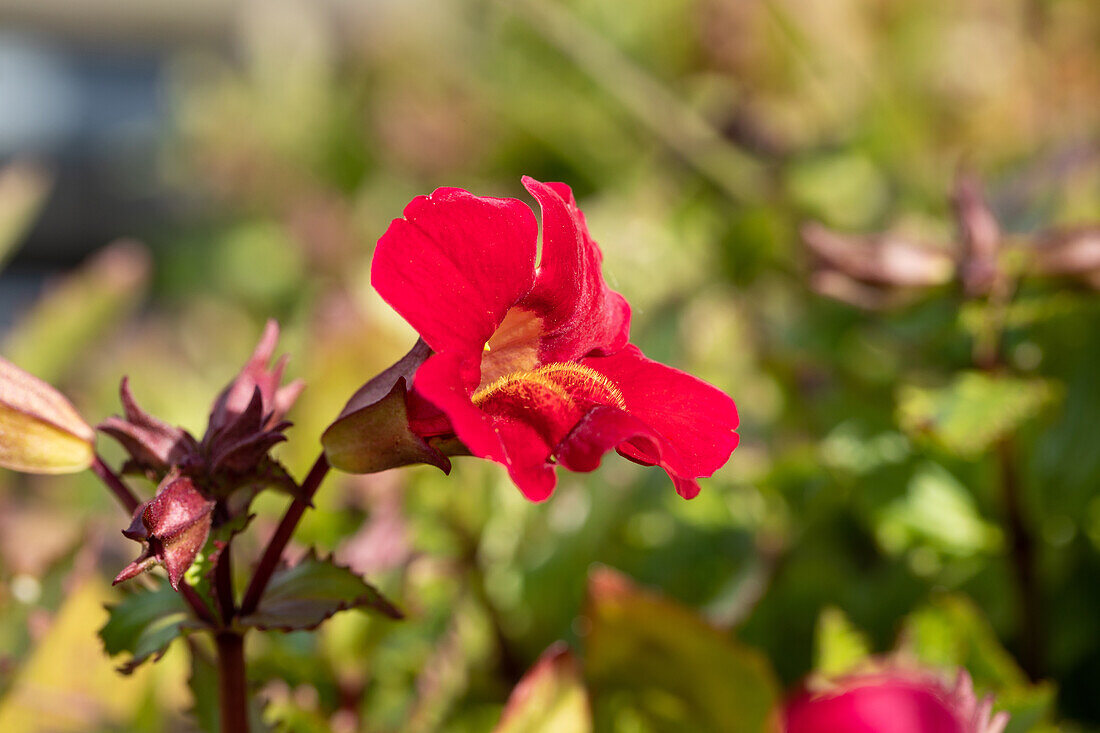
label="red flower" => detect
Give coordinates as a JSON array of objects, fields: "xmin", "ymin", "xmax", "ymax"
[
  {"xmin": 359, "ymin": 177, "xmax": 738, "ymax": 501},
  {"xmin": 784, "ymin": 668, "xmax": 1009, "ymax": 733}
]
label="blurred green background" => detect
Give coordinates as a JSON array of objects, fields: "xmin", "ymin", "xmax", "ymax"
[{"xmin": 0, "ymin": 0, "xmax": 1097, "ymax": 730}]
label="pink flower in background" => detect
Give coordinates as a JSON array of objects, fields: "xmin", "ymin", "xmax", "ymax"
[
  {"xmin": 359, "ymin": 176, "xmax": 739, "ymax": 501},
  {"xmin": 784, "ymin": 668, "xmax": 1009, "ymax": 733}
]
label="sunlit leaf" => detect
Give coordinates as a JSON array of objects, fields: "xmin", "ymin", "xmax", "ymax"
[
  {"xmin": 100, "ymin": 581, "xmax": 194, "ymax": 674},
  {"xmin": 0, "ymin": 161, "xmax": 50, "ymax": 273},
  {"xmin": 875, "ymin": 462, "xmax": 1002, "ymax": 558},
  {"xmin": 897, "ymin": 372, "xmax": 1056, "ymax": 457},
  {"xmin": 2, "ymin": 240, "xmax": 149, "ymax": 383},
  {"xmin": 814, "ymin": 606, "xmax": 871, "ymax": 676},
  {"xmin": 494, "ymin": 643, "xmax": 592, "ymax": 733},
  {"xmin": 239, "ymin": 551, "xmax": 402, "ymax": 631},
  {"xmin": 584, "ymin": 568, "xmax": 779, "ymax": 733},
  {"xmin": 0, "ymin": 579, "xmax": 184, "ymax": 731}
]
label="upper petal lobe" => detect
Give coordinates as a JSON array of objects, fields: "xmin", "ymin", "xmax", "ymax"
[
  {"xmin": 520, "ymin": 178, "xmax": 631, "ymax": 362},
  {"xmin": 372, "ymin": 187, "xmax": 539, "ymax": 362}
]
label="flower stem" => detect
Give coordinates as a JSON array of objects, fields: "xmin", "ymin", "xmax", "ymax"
[
  {"xmin": 240, "ymin": 454, "xmax": 330, "ymax": 616},
  {"xmin": 90, "ymin": 454, "xmax": 140, "ymax": 514},
  {"xmin": 180, "ymin": 581, "xmax": 218, "ymax": 627},
  {"xmin": 215, "ymin": 631, "xmax": 250, "ymax": 733}
]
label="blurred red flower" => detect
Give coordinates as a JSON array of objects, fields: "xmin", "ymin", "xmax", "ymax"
[
  {"xmin": 784, "ymin": 668, "xmax": 1009, "ymax": 733},
  {"xmin": 367, "ymin": 177, "xmax": 738, "ymax": 501}
]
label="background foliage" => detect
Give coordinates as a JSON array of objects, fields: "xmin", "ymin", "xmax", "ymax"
[{"xmin": 0, "ymin": 0, "xmax": 1097, "ymax": 730}]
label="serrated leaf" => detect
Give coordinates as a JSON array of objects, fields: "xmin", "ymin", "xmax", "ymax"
[
  {"xmin": 494, "ymin": 643, "xmax": 592, "ymax": 733},
  {"xmin": 584, "ymin": 568, "xmax": 779, "ymax": 733},
  {"xmin": 814, "ymin": 606, "xmax": 871, "ymax": 676},
  {"xmin": 100, "ymin": 581, "xmax": 194, "ymax": 674},
  {"xmin": 897, "ymin": 372, "xmax": 1055, "ymax": 457},
  {"xmin": 239, "ymin": 551, "xmax": 402, "ymax": 631}
]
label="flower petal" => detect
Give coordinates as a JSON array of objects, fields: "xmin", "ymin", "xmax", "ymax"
[
  {"xmin": 785, "ymin": 678, "xmax": 966, "ymax": 733},
  {"xmin": 581, "ymin": 345, "xmax": 738, "ymax": 489},
  {"xmin": 554, "ymin": 406, "xmax": 700, "ymax": 499},
  {"xmin": 492, "ymin": 417, "xmax": 558, "ymax": 502},
  {"xmin": 410, "ymin": 354, "xmax": 562, "ymax": 501},
  {"xmin": 409, "ymin": 352, "xmax": 506, "ymax": 464},
  {"xmin": 520, "ymin": 178, "xmax": 631, "ymax": 361},
  {"xmin": 372, "ymin": 187, "xmax": 538, "ymax": 362}
]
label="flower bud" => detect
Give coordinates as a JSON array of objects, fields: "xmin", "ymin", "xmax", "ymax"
[
  {"xmin": 114, "ymin": 474, "xmax": 215, "ymax": 591},
  {"xmin": 322, "ymin": 338, "xmax": 452, "ymax": 475},
  {"xmin": 0, "ymin": 356, "xmax": 95, "ymax": 474},
  {"xmin": 785, "ymin": 666, "xmax": 1008, "ymax": 733}
]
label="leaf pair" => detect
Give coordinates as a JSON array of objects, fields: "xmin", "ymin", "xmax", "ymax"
[{"xmin": 100, "ymin": 554, "xmax": 401, "ymax": 675}]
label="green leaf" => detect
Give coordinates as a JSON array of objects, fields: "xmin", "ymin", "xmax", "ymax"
[
  {"xmin": 584, "ymin": 568, "xmax": 779, "ymax": 733},
  {"xmin": 494, "ymin": 644, "xmax": 592, "ymax": 733},
  {"xmin": 901, "ymin": 594, "xmax": 1026, "ymax": 690},
  {"xmin": 897, "ymin": 371, "xmax": 1056, "ymax": 457},
  {"xmin": 239, "ymin": 551, "xmax": 402, "ymax": 631},
  {"xmin": 100, "ymin": 581, "xmax": 193, "ymax": 674},
  {"xmin": 875, "ymin": 462, "xmax": 1002, "ymax": 558},
  {"xmin": 187, "ymin": 641, "xmax": 220, "ymax": 733},
  {"xmin": 899, "ymin": 594, "xmax": 1056, "ymax": 733},
  {"xmin": 814, "ymin": 606, "xmax": 871, "ymax": 676}
]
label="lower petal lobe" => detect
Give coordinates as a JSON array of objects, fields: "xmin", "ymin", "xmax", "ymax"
[{"xmin": 581, "ymin": 345, "xmax": 739, "ymax": 484}]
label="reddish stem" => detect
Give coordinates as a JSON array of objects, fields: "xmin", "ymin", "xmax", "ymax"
[
  {"xmin": 180, "ymin": 581, "xmax": 218, "ymax": 627},
  {"xmin": 239, "ymin": 454, "xmax": 330, "ymax": 616},
  {"xmin": 215, "ymin": 631, "xmax": 250, "ymax": 733},
  {"xmin": 90, "ymin": 454, "xmax": 140, "ymax": 514}
]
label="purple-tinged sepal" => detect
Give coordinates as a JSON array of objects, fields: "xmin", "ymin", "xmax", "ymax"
[{"xmin": 114, "ymin": 473, "xmax": 215, "ymax": 590}]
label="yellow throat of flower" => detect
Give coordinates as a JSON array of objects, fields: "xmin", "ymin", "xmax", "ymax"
[{"xmin": 471, "ymin": 362, "xmax": 626, "ymax": 411}]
